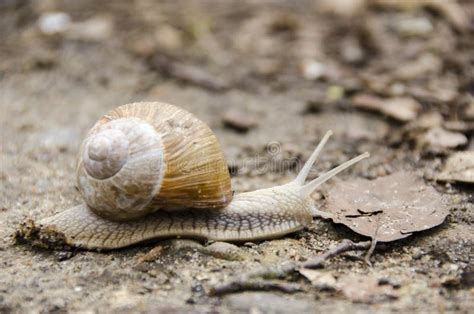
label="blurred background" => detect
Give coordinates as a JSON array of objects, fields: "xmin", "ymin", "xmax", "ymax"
[
  {"xmin": 0, "ymin": 0, "xmax": 473, "ymax": 312},
  {"xmin": 1, "ymin": 0, "xmax": 472, "ymax": 164}
]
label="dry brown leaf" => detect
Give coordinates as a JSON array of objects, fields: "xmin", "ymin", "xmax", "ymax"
[
  {"xmin": 325, "ymin": 172, "xmax": 449, "ymax": 242},
  {"xmin": 437, "ymin": 152, "xmax": 474, "ymax": 184},
  {"xmin": 407, "ymin": 112, "xmax": 443, "ymax": 130},
  {"xmin": 420, "ymin": 127, "xmax": 468, "ymax": 150},
  {"xmin": 393, "ymin": 53, "xmax": 442, "ymax": 81},
  {"xmin": 352, "ymin": 94, "xmax": 421, "ymax": 122},
  {"xmin": 444, "ymin": 121, "xmax": 474, "ymax": 133}
]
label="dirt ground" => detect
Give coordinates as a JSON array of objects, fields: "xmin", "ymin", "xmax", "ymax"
[{"xmin": 1, "ymin": 0, "xmax": 473, "ymax": 313}]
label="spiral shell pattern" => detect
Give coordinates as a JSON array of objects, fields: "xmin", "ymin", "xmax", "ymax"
[{"xmin": 76, "ymin": 102, "xmax": 233, "ymax": 221}]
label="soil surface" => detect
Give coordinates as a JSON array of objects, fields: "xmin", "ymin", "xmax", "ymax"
[{"xmin": 1, "ymin": 1, "xmax": 473, "ymax": 313}]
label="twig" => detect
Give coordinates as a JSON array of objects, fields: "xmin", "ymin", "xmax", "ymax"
[
  {"xmin": 364, "ymin": 238, "xmax": 377, "ymax": 265},
  {"xmin": 302, "ymin": 239, "xmax": 372, "ymax": 269},
  {"xmin": 364, "ymin": 216, "xmax": 381, "ymax": 265},
  {"xmin": 209, "ymin": 239, "xmax": 374, "ymax": 296},
  {"xmin": 209, "ymin": 280, "xmax": 303, "ymax": 296}
]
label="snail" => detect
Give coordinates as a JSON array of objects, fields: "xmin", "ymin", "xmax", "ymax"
[{"xmin": 19, "ymin": 102, "xmax": 369, "ymax": 250}]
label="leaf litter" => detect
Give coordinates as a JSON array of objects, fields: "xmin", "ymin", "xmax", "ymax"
[
  {"xmin": 325, "ymin": 171, "xmax": 449, "ymax": 242},
  {"xmin": 436, "ymin": 152, "xmax": 474, "ymax": 184}
]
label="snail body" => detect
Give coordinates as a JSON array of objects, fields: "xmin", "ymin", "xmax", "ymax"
[{"xmin": 21, "ymin": 102, "xmax": 369, "ymax": 250}]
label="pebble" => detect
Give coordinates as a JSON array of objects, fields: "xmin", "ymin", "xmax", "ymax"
[
  {"xmin": 412, "ymin": 248, "xmax": 425, "ymax": 260},
  {"xmin": 300, "ymin": 59, "xmax": 325, "ymax": 80},
  {"xmin": 154, "ymin": 25, "xmax": 183, "ymax": 51},
  {"xmin": 378, "ymin": 277, "xmax": 401, "ymax": 289},
  {"xmin": 222, "ymin": 109, "xmax": 258, "ymax": 133},
  {"xmin": 37, "ymin": 13, "xmax": 113, "ymax": 42},
  {"xmin": 166, "ymin": 239, "xmax": 203, "ymax": 252},
  {"xmin": 395, "ymin": 16, "xmax": 433, "ymax": 36},
  {"xmin": 38, "ymin": 12, "xmax": 71, "ymax": 35},
  {"xmin": 55, "ymin": 251, "xmax": 75, "ymax": 262},
  {"xmin": 205, "ymin": 242, "xmax": 243, "ymax": 261}
]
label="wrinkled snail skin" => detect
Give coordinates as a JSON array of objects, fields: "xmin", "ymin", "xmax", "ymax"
[
  {"xmin": 20, "ymin": 102, "xmax": 370, "ymax": 250},
  {"xmin": 37, "ymin": 184, "xmax": 312, "ymax": 250}
]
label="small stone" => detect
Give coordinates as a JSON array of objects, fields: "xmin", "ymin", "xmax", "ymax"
[
  {"xmin": 412, "ymin": 248, "xmax": 425, "ymax": 260},
  {"xmin": 395, "ymin": 16, "xmax": 433, "ymax": 36},
  {"xmin": 166, "ymin": 239, "xmax": 203, "ymax": 252},
  {"xmin": 340, "ymin": 37, "xmax": 365, "ymax": 64},
  {"xmin": 222, "ymin": 110, "xmax": 258, "ymax": 133},
  {"xmin": 378, "ymin": 277, "xmax": 401, "ymax": 289},
  {"xmin": 38, "ymin": 12, "xmax": 71, "ymax": 35},
  {"xmin": 300, "ymin": 59, "xmax": 326, "ymax": 80},
  {"xmin": 205, "ymin": 242, "xmax": 243, "ymax": 260},
  {"xmin": 55, "ymin": 251, "xmax": 74, "ymax": 262}
]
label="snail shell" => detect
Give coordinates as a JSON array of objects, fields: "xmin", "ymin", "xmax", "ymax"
[{"xmin": 76, "ymin": 102, "xmax": 232, "ymax": 221}]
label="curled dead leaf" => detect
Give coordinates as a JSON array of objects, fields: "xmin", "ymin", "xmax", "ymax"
[
  {"xmin": 352, "ymin": 94, "xmax": 421, "ymax": 122},
  {"xmin": 437, "ymin": 152, "xmax": 474, "ymax": 184},
  {"xmin": 325, "ymin": 172, "xmax": 449, "ymax": 242},
  {"xmin": 420, "ymin": 127, "xmax": 468, "ymax": 150}
]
